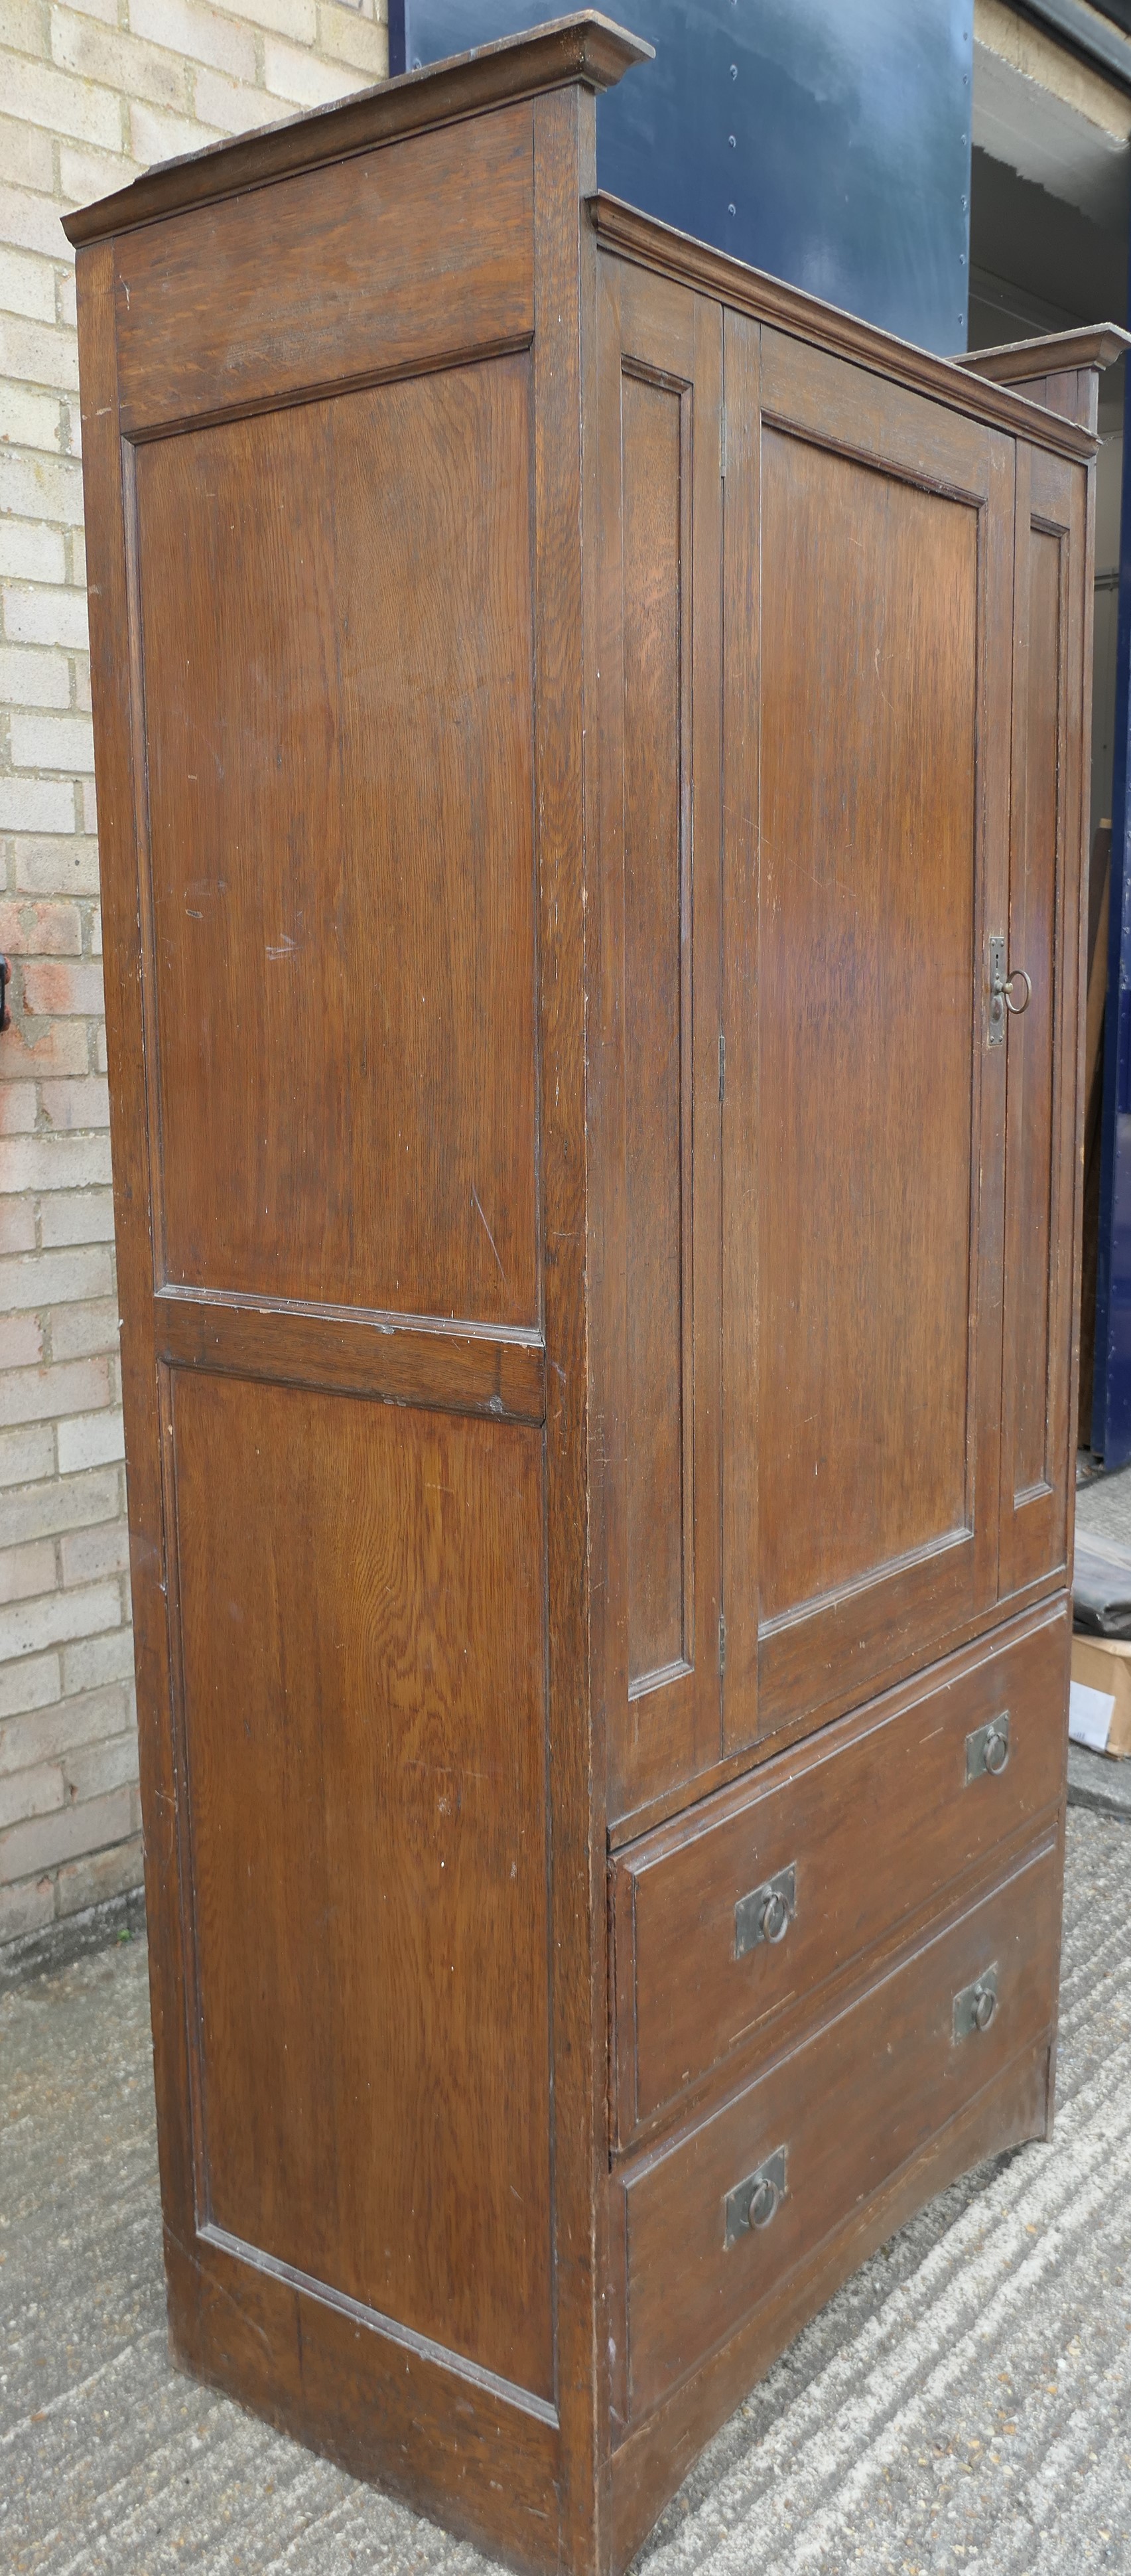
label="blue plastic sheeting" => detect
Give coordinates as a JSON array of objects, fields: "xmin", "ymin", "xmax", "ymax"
[{"xmin": 389, "ymin": 0, "xmax": 973, "ymax": 354}]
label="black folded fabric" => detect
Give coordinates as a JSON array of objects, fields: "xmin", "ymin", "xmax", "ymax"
[{"xmin": 1073, "ymin": 1542, "xmax": 1131, "ymax": 1638}]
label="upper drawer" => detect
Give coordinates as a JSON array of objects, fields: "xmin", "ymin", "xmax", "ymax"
[{"xmin": 610, "ymin": 1601, "xmax": 1067, "ymax": 2145}]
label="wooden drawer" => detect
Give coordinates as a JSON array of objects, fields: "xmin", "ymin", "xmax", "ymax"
[
  {"xmin": 620, "ymin": 1837, "xmax": 1059, "ymax": 2422},
  {"xmin": 611, "ymin": 1601, "xmax": 1067, "ymax": 2143}
]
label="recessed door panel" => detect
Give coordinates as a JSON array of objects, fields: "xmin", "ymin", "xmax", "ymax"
[
  {"xmin": 598, "ymin": 256, "xmax": 723, "ymax": 1817},
  {"xmin": 172, "ymin": 1371, "xmax": 555, "ymax": 2404},
  {"xmin": 136, "ymin": 354, "xmax": 538, "ymax": 1328},
  {"xmin": 723, "ymin": 324, "xmax": 1014, "ymax": 1751},
  {"xmin": 998, "ymin": 445, "xmax": 1087, "ymax": 1597}
]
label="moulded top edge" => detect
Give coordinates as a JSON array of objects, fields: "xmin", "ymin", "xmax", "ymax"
[
  {"xmin": 61, "ymin": 11, "xmax": 653, "ymax": 249},
  {"xmin": 954, "ymin": 324, "xmax": 1131, "ymax": 382},
  {"xmin": 588, "ymin": 193, "xmax": 1100, "ymax": 463}
]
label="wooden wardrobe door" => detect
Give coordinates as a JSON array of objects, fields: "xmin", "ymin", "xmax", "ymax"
[
  {"xmin": 998, "ymin": 443, "xmax": 1089, "ymax": 1601},
  {"xmin": 722, "ymin": 321, "xmax": 1015, "ymax": 1753},
  {"xmin": 597, "ymin": 257, "xmax": 723, "ymax": 1817}
]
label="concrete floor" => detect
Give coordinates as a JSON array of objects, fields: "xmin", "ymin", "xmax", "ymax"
[{"xmin": 1, "ymin": 1804, "xmax": 1129, "ymax": 2576}]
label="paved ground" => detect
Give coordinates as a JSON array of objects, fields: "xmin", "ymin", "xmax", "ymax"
[{"xmin": 1, "ymin": 1804, "xmax": 1129, "ymax": 2576}]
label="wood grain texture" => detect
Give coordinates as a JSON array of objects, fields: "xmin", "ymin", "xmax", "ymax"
[
  {"xmin": 621, "ymin": 1840, "xmax": 1059, "ymax": 2422},
  {"xmin": 171, "ymin": 1371, "xmax": 555, "ymax": 2401},
  {"xmin": 599, "ymin": 259, "xmax": 722, "ymax": 1818},
  {"xmin": 587, "ymin": 197, "xmax": 1097, "ymax": 465},
  {"xmin": 606, "ymin": 2035, "xmax": 1051, "ymax": 2569},
  {"xmin": 115, "ymin": 111, "xmax": 535, "ymax": 437},
  {"xmin": 999, "ymin": 447, "xmax": 1087, "ymax": 1599},
  {"xmin": 64, "ymin": 15, "xmax": 652, "ymax": 248},
  {"xmin": 612, "ymin": 1599, "xmax": 1068, "ymax": 2148},
  {"xmin": 155, "ymin": 1289, "xmax": 545, "ymax": 1424},
  {"xmin": 622, "ymin": 365, "xmax": 689, "ymax": 1686},
  {"xmin": 135, "ymin": 354, "xmax": 538, "ymax": 1326},
  {"xmin": 743, "ymin": 362, "xmax": 1014, "ymax": 1743}
]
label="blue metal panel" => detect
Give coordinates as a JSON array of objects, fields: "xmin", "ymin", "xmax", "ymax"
[
  {"xmin": 390, "ymin": 1, "xmax": 972, "ymax": 352},
  {"xmin": 1093, "ymin": 338, "xmax": 1131, "ymax": 1464}
]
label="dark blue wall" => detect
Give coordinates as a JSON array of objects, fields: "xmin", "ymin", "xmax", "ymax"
[{"xmin": 391, "ymin": 0, "xmax": 973, "ymax": 354}]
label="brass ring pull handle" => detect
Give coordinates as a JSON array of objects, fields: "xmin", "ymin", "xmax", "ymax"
[
  {"xmin": 748, "ymin": 2174, "xmax": 780, "ymax": 2228},
  {"xmin": 972, "ymin": 1982, "xmax": 997, "ymax": 2033},
  {"xmin": 1003, "ymin": 967, "xmax": 1031, "ymax": 1016},
  {"xmin": 760, "ymin": 1889, "xmax": 791, "ymax": 1944},
  {"xmin": 983, "ymin": 1722, "xmax": 1010, "ymax": 1776}
]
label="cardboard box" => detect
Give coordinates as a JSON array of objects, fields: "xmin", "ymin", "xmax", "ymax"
[{"xmin": 1070, "ymin": 1632, "xmax": 1131, "ymax": 1758}]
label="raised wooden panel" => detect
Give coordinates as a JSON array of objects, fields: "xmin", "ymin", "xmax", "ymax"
[
  {"xmin": 759, "ymin": 430, "xmax": 976, "ymax": 1609},
  {"xmin": 999, "ymin": 445, "xmax": 1087, "ymax": 1597},
  {"xmin": 597, "ymin": 255, "xmax": 723, "ymax": 1821},
  {"xmin": 1011, "ymin": 528, "xmax": 1061, "ymax": 1499},
  {"xmin": 722, "ymin": 337, "xmax": 1013, "ymax": 1754},
  {"xmin": 623, "ymin": 367, "xmax": 691, "ymax": 1689},
  {"xmin": 171, "ymin": 1370, "xmax": 555, "ymax": 2405},
  {"xmin": 115, "ymin": 108, "xmax": 535, "ymax": 435},
  {"xmin": 135, "ymin": 353, "xmax": 538, "ymax": 1326}
]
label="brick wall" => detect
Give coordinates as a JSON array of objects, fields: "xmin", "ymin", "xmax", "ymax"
[{"xmin": 0, "ymin": 0, "xmax": 387, "ymax": 1951}]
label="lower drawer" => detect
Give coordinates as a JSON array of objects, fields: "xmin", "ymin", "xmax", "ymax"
[
  {"xmin": 620, "ymin": 1838, "xmax": 1059, "ymax": 2423},
  {"xmin": 611, "ymin": 1601, "xmax": 1067, "ymax": 2144}
]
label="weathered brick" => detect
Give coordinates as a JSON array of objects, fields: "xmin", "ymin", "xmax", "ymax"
[
  {"xmin": 0, "ymin": 1573, "xmax": 120, "ymax": 1665},
  {"xmin": 131, "ymin": 96, "xmax": 222, "ymax": 161},
  {"xmin": 56, "ymin": 1403, "xmax": 125, "ymax": 1472},
  {"xmin": 9, "ymin": 707, "xmax": 94, "ymax": 770},
  {"xmin": 0, "ymin": 1354, "xmax": 111, "ymax": 1429},
  {"xmin": 0, "ymin": 1644, "xmax": 60, "ymax": 1721},
  {"xmin": 263, "ymin": 32, "xmax": 364, "ymax": 103},
  {"xmin": 60, "ymin": 1620, "xmax": 133, "ymax": 1694},
  {"xmin": 0, "ymin": 1200, "xmax": 36, "ymax": 1254},
  {"xmin": 0, "ymin": 1759, "xmax": 64, "ymax": 1832},
  {"xmin": 0, "ymin": 182, "xmax": 70, "ymax": 264},
  {"xmin": 192, "ymin": 66, "xmax": 284, "ymax": 131},
  {"xmin": 131, "ymin": 0, "xmax": 258, "ymax": 83},
  {"xmin": 316, "ymin": 3, "xmax": 386, "ymax": 76},
  {"xmin": 0, "ymin": 1421, "xmax": 55, "ymax": 1490},
  {"xmin": 0, "ymin": 2, "xmax": 49, "ymax": 63},
  {"xmin": 0, "ymin": 443, "xmax": 84, "ymax": 526},
  {"xmin": 0, "ymin": 1084, "xmax": 37, "ymax": 1137},
  {"xmin": 0, "ymin": 243, "xmax": 57, "ymax": 324},
  {"xmin": 0, "ymin": 1461, "xmax": 119, "ymax": 1547},
  {"xmin": 0, "ymin": 1309, "xmax": 43, "ymax": 1364},
  {"xmin": 63, "ymin": 1725, "xmax": 138, "ymax": 1803},
  {"xmin": 0, "ymin": 1869, "xmax": 54, "ymax": 1943},
  {"xmin": 60, "ymin": 1515, "xmax": 128, "ymax": 1588},
  {"xmin": 0, "ymin": 312, "xmax": 81, "ymax": 397},
  {"xmin": 0, "ymin": 110, "xmax": 54, "ymax": 193},
  {"xmin": 0, "ymin": 1015, "xmax": 92, "ymax": 1076},
  {"xmin": 19, "ymin": 957, "xmax": 105, "ymax": 1017},
  {"xmin": 50, "ymin": 1295, "xmax": 120, "ymax": 1362},
  {"xmin": 0, "ymin": 644, "xmax": 72, "ymax": 707},
  {"xmin": 0, "ymin": 1129, "xmax": 111, "ymax": 1190},
  {"xmin": 0, "ymin": 1678, "xmax": 131, "ymax": 1774},
  {"xmin": 39, "ymin": 1186, "xmax": 115, "ymax": 1245},
  {"xmin": 218, "ymin": 0, "xmax": 316, "ymax": 40},
  {"xmin": 0, "ymin": 519, "xmax": 66, "ymax": 581},
  {"xmin": 0, "ymin": 1534, "xmax": 55, "ymax": 1606},
  {"xmin": 0, "ymin": 1778, "xmax": 132, "ymax": 1882},
  {"xmin": 0, "ymin": 898, "xmax": 83, "ymax": 954},
  {"xmin": 0, "ymin": 383, "xmax": 64, "ymax": 449},
  {"xmin": 54, "ymin": 1824, "xmax": 143, "ymax": 1918},
  {"xmin": 58, "ymin": 137, "xmax": 137, "ymax": 210},
  {"xmin": 38, "ymin": 1074, "xmax": 111, "ymax": 1130},
  {"xmin": 0, "ymin": 1243, "xmax": 113, "ymax": 1311},
  {"xmin": 53, "ymin": 8, "xmax": 196, "ymax": 113},
  {"xmin": 15, "ymin": 833, "xmax": 100, "ymax": 896},
  {"xmin": 0, "ymin": 775, "xmax": 76, "ymax": 833},
  {"xmin": 2, "ymin": 52, "xmax": 125, "ymax": 151},
  {"xmin": 3, "ymin": 579, "xmax": 90, "ymax": 646}
]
